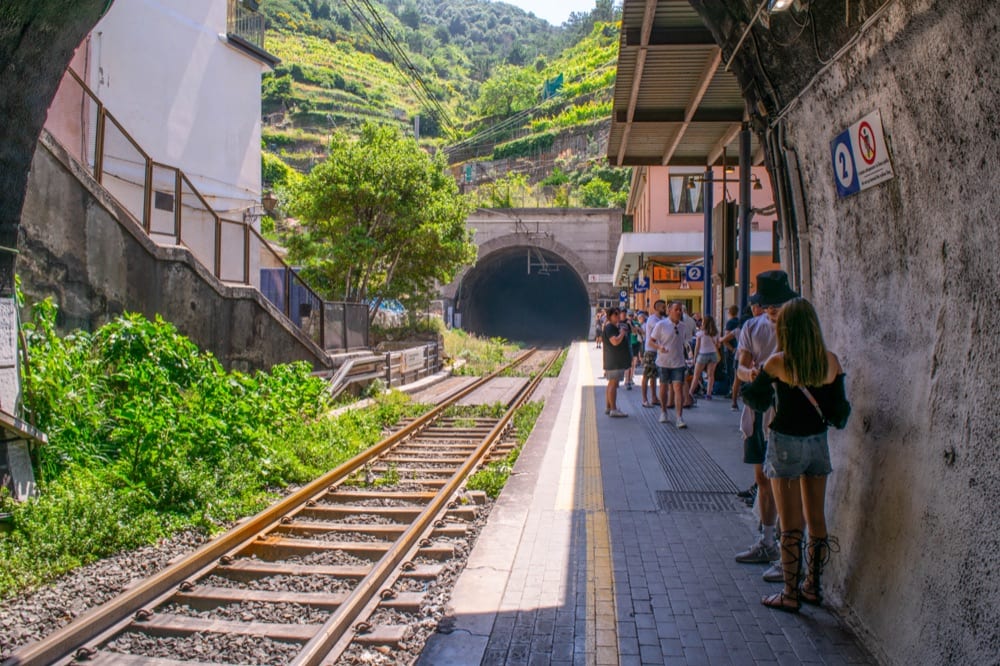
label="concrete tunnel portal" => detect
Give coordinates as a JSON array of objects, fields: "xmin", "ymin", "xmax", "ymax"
[{"xmin": 457, "ymin": 247, "xmax": 591, "ymax": 346}]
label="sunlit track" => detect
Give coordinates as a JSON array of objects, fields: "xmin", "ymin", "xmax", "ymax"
[{"xmin": 4, "ymin": 348, "xmax": 563, "ymax": 666}]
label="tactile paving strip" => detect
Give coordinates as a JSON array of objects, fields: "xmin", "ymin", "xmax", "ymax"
[
  {"xmin": 656, "ymin": 490, "xmax": 743, "ymax": 513},
  {"xmin": 639, "ymin": 408, "xmax": 740, "ymax": 493}
]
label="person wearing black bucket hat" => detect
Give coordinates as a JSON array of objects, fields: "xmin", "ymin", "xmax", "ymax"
[
  {"xmin": 732, "ymin": 271, "xmax": 798, "ymax": 576},
  {"xmin": 755, "ymin": 270, "xmax": 800, "ymax": 307}
]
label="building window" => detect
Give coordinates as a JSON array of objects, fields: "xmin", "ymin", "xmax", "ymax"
[{"xmin": 668, "ymin": 175, "xmax": 704, "ymax": 214}]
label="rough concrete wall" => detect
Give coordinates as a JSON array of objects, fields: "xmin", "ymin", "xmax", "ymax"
[
  {"xmin": 19, "ymin": 132, "xmax": 331, "ymax": 373},
  {"xmin": 775, "ymin": 1, "xmax": 999, "ymax": 662}
]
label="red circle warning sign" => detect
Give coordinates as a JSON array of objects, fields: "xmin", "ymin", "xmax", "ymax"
[{"xmin": 857, "ymin": 121, "xmax": 877, "ymax": 165}]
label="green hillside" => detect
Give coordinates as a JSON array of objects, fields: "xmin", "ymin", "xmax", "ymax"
[{"xmin": 260, "ymin": 0, "xmax": 629, "ymax": 206}]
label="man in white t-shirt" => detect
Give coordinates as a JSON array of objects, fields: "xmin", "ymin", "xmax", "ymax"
[
  {"xmin": 649, "ymin": 301, "xmax": 694, "ymax": 428},
  {"xmin": 640, "ymin": 299, "xmax": 666, "ymax": 407}
]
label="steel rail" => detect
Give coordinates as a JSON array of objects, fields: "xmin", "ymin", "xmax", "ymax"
[
  {"xmin": 292, "ymin": 349, "xmax": 561, "ymax": 665},
  {"xmin": 3, "ymin": 348, "xmax": 539, "ymax": 666}
]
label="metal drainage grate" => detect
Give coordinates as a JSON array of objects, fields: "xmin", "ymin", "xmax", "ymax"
[{"xmin": 656, "ymin": 491, "xmax": 742, "ymax": 513}]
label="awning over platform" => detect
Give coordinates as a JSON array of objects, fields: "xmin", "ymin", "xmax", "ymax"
[
  {"xmin": 607, "ymin": 0, "xmax": 762, "ymax": 167},
  {"xmin": 613, "ymin": 230, "xmax": 775, "ymax": 283}
]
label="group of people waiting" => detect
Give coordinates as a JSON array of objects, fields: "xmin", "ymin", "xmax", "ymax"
[
  {"xmin": 599, "ymin": 270, "xmax": 851, "ymax": 614},
  {"xmin": 598, "ymin": 300, "xmax": 724, "ymax": 428}
]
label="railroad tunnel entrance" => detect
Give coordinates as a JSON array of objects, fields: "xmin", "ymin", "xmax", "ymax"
[{"xmin": 458, "ymin": 246, "xmax": 591, "ymax": 346}]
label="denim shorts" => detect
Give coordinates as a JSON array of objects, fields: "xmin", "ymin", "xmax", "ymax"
[
  {"xmin": 696, "ymin": 352, "xmax": 720, "ymax": 365},
  {"xmin": 605, "ymin": 368, "xmax": 626, "ymax": 382},
  {"xmin": 764, "ymin": 430, "xmax": 833, "ymax": 479},
  {"xmin": 658, "ymin": 366, "xmax": 686, "ymax": 384}
]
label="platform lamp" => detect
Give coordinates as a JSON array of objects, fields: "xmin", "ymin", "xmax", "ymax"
[{"xmin": 261, "ymin": 190, "xmax": 278, "ymax": 215}]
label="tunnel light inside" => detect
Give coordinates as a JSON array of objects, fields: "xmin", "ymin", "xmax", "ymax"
[{"xmin": 768, "ymin": 0, "xmax": 794, "ymax": 11}]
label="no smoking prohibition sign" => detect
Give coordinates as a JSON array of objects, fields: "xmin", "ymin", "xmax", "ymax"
[{"xmin": 830, "ymin": 109, "xmax": 895, "ymax": 198}]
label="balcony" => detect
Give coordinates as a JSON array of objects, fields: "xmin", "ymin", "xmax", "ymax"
[{"xmin": 226, "ymin": 0, "xmax": 280, "ymax": 67}]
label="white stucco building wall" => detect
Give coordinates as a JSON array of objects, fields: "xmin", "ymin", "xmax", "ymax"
[{"xmin": 45, "ymin": 0, "xmax": 274, "ymax": 287}]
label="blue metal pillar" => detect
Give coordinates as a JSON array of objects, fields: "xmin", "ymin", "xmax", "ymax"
[
  {"xmin": 702, "ymin": 169, "xmax": 713, "ymax": 318},
  {"xmin": 738, "ymin": 125, "xmax": 751, "ymax": 316}
]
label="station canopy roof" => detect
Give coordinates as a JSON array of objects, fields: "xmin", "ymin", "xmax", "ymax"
[{"xmin": 607, "ymin": 0, "xmax": 761, "ymax": 168}]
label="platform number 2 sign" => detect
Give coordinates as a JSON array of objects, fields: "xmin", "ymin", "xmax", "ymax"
[
  {"xmin": 834, "ymin": 140, "xmax": 857, "ymax": 195},
  {"xmin": 830, "ymin": 109, "xmax": 894, "ymax": 199}
]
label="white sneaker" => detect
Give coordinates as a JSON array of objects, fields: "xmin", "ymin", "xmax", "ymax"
[
  {"xmin": 609, "ymin": 409, "xmax": 628, "ymax": 418},
  {"xmin": 658, "ymin": 412, "xmax": 669, "ymax": 423},
  {"xmin": 676, "ymin": 418, "xmax": 687, "ymax": 429}
]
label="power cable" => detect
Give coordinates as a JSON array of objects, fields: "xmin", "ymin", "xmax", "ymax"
[
  {"xmin": 342, "ymin": 0, "xmax": 454, "ymax": 132},
  {"xmin": 355, "ymin": 0, "xmax": 454, "ymax": 129}
]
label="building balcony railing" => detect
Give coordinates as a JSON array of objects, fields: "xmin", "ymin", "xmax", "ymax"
[
  {"xmin": 44, "ymin": 67, "xmax": 367, "ymax": 351},
  {"xmin": 227, "ymin": 0, "xmax": 265, "ymax": 50}
]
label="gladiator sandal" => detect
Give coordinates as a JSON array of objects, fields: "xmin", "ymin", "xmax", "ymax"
[
  {"xmin": 800, "ymin": 535, "xmax": 839, "ymax": 606},
  {"xmin": 761, "ymin": 528, "xmax": 804, "ymax": 613}
]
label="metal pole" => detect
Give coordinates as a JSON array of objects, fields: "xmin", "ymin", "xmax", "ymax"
[
  {"xmin": 702, "ymin": 169, "xmax": 713, "ymax": 318},
  {"xmin": 738, "ymin": 125, "xmax": 751, "ymax": 315}
]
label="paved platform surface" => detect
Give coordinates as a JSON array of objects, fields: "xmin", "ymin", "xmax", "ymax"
[{"xmin": 420, "ymin": 342, "xmax": 875, "ymax": 665}]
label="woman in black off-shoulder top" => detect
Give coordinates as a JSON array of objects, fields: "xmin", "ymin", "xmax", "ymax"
[{"xmin": 740, "ymin": 298, "xmax": 851, "ymax": 613}]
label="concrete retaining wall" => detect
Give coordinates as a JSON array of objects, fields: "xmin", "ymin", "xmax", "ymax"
[{"xmin": 18, "ymin": 131, "xmax": 331, "ymax": 372}]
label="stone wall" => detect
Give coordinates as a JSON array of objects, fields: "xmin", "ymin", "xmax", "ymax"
[
  {"xmin": 442, "ymin": 207, "xmax": 623, "ymax": 304},
  {"xmin": 19, "ymin": 131, "xmax": 331, "ymax": 373},
  {"xmin": 769, "ymin": 2, "xmax": 998, "ymax": 662}
]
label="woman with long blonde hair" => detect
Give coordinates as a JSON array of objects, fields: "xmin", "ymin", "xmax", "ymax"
[{"xmin": 740, "ymin": 298, "xmax": 851, "ymax": 613}]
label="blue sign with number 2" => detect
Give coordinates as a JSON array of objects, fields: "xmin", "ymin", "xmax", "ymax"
[{"xmin": 831, "ymin": 129, "xmax": 860, "ymax": 198}]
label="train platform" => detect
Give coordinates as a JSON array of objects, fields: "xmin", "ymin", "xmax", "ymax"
[{"xmin": 420, "ymin": 342, "xmax": 874, "ymax": 665}]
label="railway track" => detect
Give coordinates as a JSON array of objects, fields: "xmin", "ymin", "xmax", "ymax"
[{"xmin": 4, "ymin": 348, "xmax": 562, "ymax": 666}]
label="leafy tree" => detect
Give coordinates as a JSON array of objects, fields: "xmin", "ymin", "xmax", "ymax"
[
  {"xmin": 541, "ymin": 167, "xmax": 569, "ymax": 187},
  {"xmin": 507, "ymin": 42, "xmax": 527, "ymax": 66},
  {"xmin": 477, "ymin": 65, "xmax": 539, "ymax": 117},
  {"xmin": 285, "ymin": 124, "xmax": 475, "ymax": 319},
  {"xmin": 400, "ymin": 2, "xmax": 420, "ymax": 29},
  {"xmin": 580, "ymin": 177, "xmax": 613, "ymax": 207},
  {"xmin": 262, "ymin": 73, "xmax": 294, "ymax": 109}
]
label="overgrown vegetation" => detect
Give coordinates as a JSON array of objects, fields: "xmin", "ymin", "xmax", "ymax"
[
  {"xmin": 0, "ymin": 303, "xmax": 425, "ymax": 598},
  {"xmin": 465, "ymin": 401, "xmax": 544, "ymax": 498},
  {"xmin": 442, "ymin": 328, "xmax": 521, "ymax": 376},
  {"xmin": 544, "ymin": 348, "xmax": 569, "ymax": 377}
]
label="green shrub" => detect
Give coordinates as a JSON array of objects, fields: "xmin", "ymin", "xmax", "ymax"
[{"xmin": 1, "ymin": 302, "xmax": 429, "ymax": 599}]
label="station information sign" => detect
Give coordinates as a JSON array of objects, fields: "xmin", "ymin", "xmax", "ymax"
[{"xmin": 831, "ymin": 109, "xmax": 895, "ymax": 198}]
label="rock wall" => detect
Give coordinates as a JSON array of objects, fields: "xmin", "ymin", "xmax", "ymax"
[
  {"xmin": 763, "ymin": 1, "xmax": 998, "ymax": 662},
  {"xmin": 19, "ymin": 131, "xmax": 331, "ymax": 373}
]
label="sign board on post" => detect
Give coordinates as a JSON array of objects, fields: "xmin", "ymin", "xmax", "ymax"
[
  {"xmin": 684, "ymin": 265, "xmax": 705, "ymax": 283},
  {"xmin": 632, "ymin": 276, "xmax": 650, "ymax": 293},
  {"xmin": 831, "ymin": 109, "xmax": 895, "ymax": 198}
]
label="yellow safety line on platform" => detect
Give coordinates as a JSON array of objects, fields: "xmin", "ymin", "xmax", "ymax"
[{"xmin": 579, "ymin": 347, "xmax": 619, "ymax": 665}]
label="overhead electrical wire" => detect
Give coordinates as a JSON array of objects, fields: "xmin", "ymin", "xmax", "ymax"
[{"xmin": 340, "ymin": 0, "xmax": 455, "ymax": 132}]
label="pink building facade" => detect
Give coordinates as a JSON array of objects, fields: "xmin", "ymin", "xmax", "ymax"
[{"xmin": 614, "ymin": 164, "xmax": 782, "ymax": 321}]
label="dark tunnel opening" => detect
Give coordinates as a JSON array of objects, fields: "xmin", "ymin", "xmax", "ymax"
[{"xmin": 457, "ymin": 247, "xmax": 591, "ymax": 346}]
